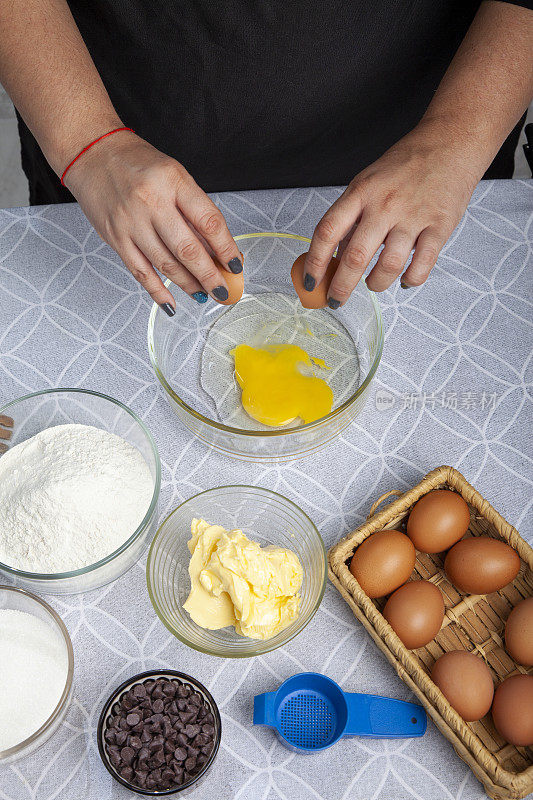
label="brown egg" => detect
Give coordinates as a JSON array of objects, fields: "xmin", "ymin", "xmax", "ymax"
[
  {"xmin": 505, "ymin": 597, "xmax": 533, "ymax": 666},
  {"xmin": 444, "ymin": 537, "xmax": 520, "ymax": 595},
  {"xmin": 406, "ymin": 490, "xmax": 470, "ymax": 553},
  {"xmin": 491, "ymin": 674, "xmax": 533, "ymax": 746},
  {"xmin": 349, "ymin": 529, "xmax": 416, "ymax": 599},
  {"xmin": 431, "ymin": 651, "xmax": 494, "ymax": 721},
  {"xmin": 383, "ymin": 580, "xmax": 445, "ymax": 649},
  {"xmin": 291, "ymin": 253, "xmax": 339, "ymax": 309}
]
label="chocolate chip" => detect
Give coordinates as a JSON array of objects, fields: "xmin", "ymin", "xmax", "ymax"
[
  {"xmin": 185, "ymin": 756, "xmax": 197, "ymax": 772},
  {"xmin": 149, "ymin": 735, "xmax": 164, "ymax": 752},
  {"xmin": 104, "ymin": 728, "xmax": 116, "ymax": 743},
  {"xmin": 180, "ymin": 711, "xmax": 195, "ymax": 724},
  {"xmin": 185, "ymin": 724, "xmax": 201, "ymax": 738},
  {"xmin": 201, "ymin": 744, "xmax": 213, "ymax": 755},
  {"xmin": 202, "ymin": 724, "xmax": 215, "ymax": 736},
  {"xmin": 115, "ymin": 730, "xmax": 128, "ymax": 746},
  {"xmin": 205, "ymin": 712, "xmax": 214, "ymax": 724},
  {"xmin": 122, "ymin": 694, "xmax": 135, "ymax": 710},
  {"xmin": 194, "ymin": 733, "xmax": 210, "ymax": 747},
  {"xmin": 126, "ymin": 712, "xmax": 141, "ymax": 726},
  {"xmin": 152, "ymin": 685, "xmax": 164, "ymax": 700},
  {"xmin": 129, "ymin": 735, "xmax": 142, "ymax": 750},
  {"xmin": 133, "ymin": 684, "xmax": 147, "ymax": 699},
  {"xmin": 174, "ymin": 746, "xmax": 187, "ymax": 761},
  {"xmin": 163, "ymin": 683, "xmax": 176, "ymax": 696},
  {"xmin": 197, "ymin": 753, "xmax": 208, "ymax": 767},
  {"xmin": 135, "ymin": 769, "xmax": 148, "ymax": 786},
  {"xmin": 140, "ymin": 728, "xmax": 151, "ymax": 743},
  {"xmin": 120, "ymin": 765, "xmax": 134, "ymax": 781},
  {"xmin": 138, "ymin": 746, "xmax": 150, "ymax": 762},
  {"xmin": 120, "ymin": 746, "xmax": 135, "ymax": 765},
  {"xmin": 178, "ymin": 684, "xmax": 191, "ymax": 698},
  {"xmin": 152, "ymin": 749, "xmax": 166, "ymax": 767},
  {"xmin": 145, "ymin": 776, "xmax": 156, "ymax": 789},
  {"xmin": 176, "ymin": 732, "xmax": 188, "ymax": 747},
  {"xmin": 152, "ymin": 698, "xmax": 164, "ymax": 714},
  {"xmin": 190, "ymin": 692, "xmax": 202, "ymax": 707}
]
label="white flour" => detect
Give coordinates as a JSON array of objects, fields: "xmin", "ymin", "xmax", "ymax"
[
  {"xmin": 0, "ymin": 424, "xmax": 154, "ymax": 573},
  {"xmin": 0, "ymin": 609, "xmax": 68, "ymax": 750}
]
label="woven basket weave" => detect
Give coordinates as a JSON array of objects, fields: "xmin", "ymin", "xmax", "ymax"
[{"xmin": 328, "ymin": 465, "xmax": 533, "ymax": 800}]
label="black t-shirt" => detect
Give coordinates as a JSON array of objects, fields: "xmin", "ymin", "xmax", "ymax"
[{"xmin": 17, "ymin": 1, "xmax": 529, "ymax": 204}]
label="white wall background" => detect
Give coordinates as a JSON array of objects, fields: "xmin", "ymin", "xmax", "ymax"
[{"xmin": 1, "ymin": 83, "xmax": 531, "ymax": 209}]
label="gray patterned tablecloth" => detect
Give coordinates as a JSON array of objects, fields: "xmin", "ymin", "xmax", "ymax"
[{"xmin": 0, "ymin": 180, "xmax": 532, "ymax": 800}]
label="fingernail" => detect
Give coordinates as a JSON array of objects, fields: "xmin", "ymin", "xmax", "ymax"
[
  {"xmin": 192, "ymin": 291, "xmax": 208, "ymax": 304},
  {"xmin": 400, "ymin": 282, "xmax": 411, "ymax": 289},
  {"xmin": 160, "ymin": 302, "xmax": 175, "ymax": 317},
  {"xmin": 304, "ymin": 273, "xmax": 316, "ymax": 291},
  {"xmin": 228, "ymin": 257, "xmax": 243, "ymax": 274},
  {"xmin": 328, "ymin": 298, "xmax": 341, "ymax": 310},
  {"xmin": 213, "ymin": 286, "xmax": 229, "ymax": 301}
]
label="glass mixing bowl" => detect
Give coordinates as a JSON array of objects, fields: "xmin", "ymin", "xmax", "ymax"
[
  {"xmin": 148, "ymin": 232, "xmax": 383, "ymax": 462},
  {"xmin": 146, "ymin": 486, "xmax": 326, "ymax": 658},
  {"xmin": 0, "ymin": 389, "xmax": 160, "ymax": 594},
  {"xmin": 0, "ymin": 586, "xmax": 74, "ymax": 765}
]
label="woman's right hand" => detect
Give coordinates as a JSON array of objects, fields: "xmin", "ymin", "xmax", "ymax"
[{"xmin": 63, "ymin": 131, "xmax": 243, "ymax": 314}]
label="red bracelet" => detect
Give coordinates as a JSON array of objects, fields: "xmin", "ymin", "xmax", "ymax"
[{"xmin": 60, "ymin": 127, "xmax": 135, "ymax": 186}]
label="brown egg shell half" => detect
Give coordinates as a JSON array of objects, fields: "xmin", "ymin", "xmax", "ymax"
[
  {"xmin": 431, "ymin": 650, "xmax": 494, "ymax": 722},
  {"xmin": 383, "ymin": 580, "xmax": 445, "ymax": 649},
  {"xmin": 291, "ymin": 253, "xmax": 340, "ymax": 309},
  {"xmin": 444, "ymin": 537, "xmax": 521, "ymax": 595},
  {"xmin": 349, "ymin": 529, "xmax": 416, "ymax": 599},
  {"xmin": 214, "ymin": 263, "xmax": 244, "ymax": 305},
  {"xmin": 406, "ymin": 490, "xmax": 471, "ymax": 553}
]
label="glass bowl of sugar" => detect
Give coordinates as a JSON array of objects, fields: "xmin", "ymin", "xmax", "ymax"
[
  {"xmin": 0, "ymin": 388, "xmax": 160, "ymax": 594},
  {"xmin": 0, "ymin": 586, "xmax": 74, "ymax": 765}
]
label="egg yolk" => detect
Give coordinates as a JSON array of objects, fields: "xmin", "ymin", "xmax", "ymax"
[{"xmin": 231, "ymin": 344, "xmax": 333, "ymax": 427}]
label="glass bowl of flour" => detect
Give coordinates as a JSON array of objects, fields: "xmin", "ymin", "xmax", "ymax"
[
  {"xmin": 0, "ymin": 389, "xmax": 160, "ymax": 594},
  {"xmin": 0, "ymin": 586, "xmax": 74, "ymax": 764}
]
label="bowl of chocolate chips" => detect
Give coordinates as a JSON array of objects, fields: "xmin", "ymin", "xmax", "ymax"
[{"xmin": 97, "ymin": 670, "xmax": 221, "ymax": 795}]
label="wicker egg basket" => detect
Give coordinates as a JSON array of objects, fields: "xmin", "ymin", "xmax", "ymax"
[{"xmin": 328, "ymin": 465, "xmax": 533, "ymax": 800}]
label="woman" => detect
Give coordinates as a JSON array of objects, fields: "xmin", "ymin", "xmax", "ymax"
[{"xmin": 1, "ymin": 1, "xmax": 532, "ymax": 315}]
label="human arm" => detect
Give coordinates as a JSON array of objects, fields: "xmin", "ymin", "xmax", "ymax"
[
  {"xmin": 304, "ymin": 0, "xmax": 533, "ymax": 305},
  {"xmin": 0, "ymin": 0, "xmax": 242, "ymax": 311}
]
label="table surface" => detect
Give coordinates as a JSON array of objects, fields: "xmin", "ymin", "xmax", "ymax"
[{"xmin": 0, "ymin": 180, "xmax": 532, "ymax": 800}]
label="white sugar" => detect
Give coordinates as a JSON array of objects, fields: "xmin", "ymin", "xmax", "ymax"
[{"xmin": 0, "ymin": 610, "xmax": 68, "ymax": 751}]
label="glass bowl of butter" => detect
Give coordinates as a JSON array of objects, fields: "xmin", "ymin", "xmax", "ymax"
[
  {"xmin": 148, "ymin": 232, "xmax": 383, "ymax": 462},
  {"xmin": 146, "ymin": 486, "xmax": 327, "ymax": 657}
]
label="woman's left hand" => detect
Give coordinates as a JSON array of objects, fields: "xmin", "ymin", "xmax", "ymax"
[{"xmin": 304, "ymin": 120, "xmax": 483, "ymax": 306}]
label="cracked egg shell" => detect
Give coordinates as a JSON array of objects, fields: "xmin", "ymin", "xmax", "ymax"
[{"xmin": 291, "ymin": 253, "xmax": 339, "ymax": 309}]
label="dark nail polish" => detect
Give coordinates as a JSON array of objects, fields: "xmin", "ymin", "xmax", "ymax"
[
  {"xmin": 192, "ymin": 291, "xmax": 208, "ymax": 304},
  {"xmin": 400, "ymin": 282, "xmax": 411, "ymax": 289},
  {"xmin": 212, "ymin": 285, "xmax": 229, "ymax": 301},
  {"xmin": 160, "ymin": 302, "xmax": 175, "ymax": 317},
  {"xmin": 328, "ymin": 298, "xmax": 341, "ymax": 310},
  {"xmin": 303, "ymin": 273, "xmax": 316, "ymax": 291},
  {"xmin": 228, "ymin": 257, "xmax": 243, "ymax": 274}
]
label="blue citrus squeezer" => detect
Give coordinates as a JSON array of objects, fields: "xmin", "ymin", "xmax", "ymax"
[{"xmin": 253, "ymin": 673, "xmax": 427, "ymax": 752}]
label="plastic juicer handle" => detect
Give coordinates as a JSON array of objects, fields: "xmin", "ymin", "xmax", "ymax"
[{"xmin": 344, "ymin": 692, "xmax": 426, "ymax": 738}]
